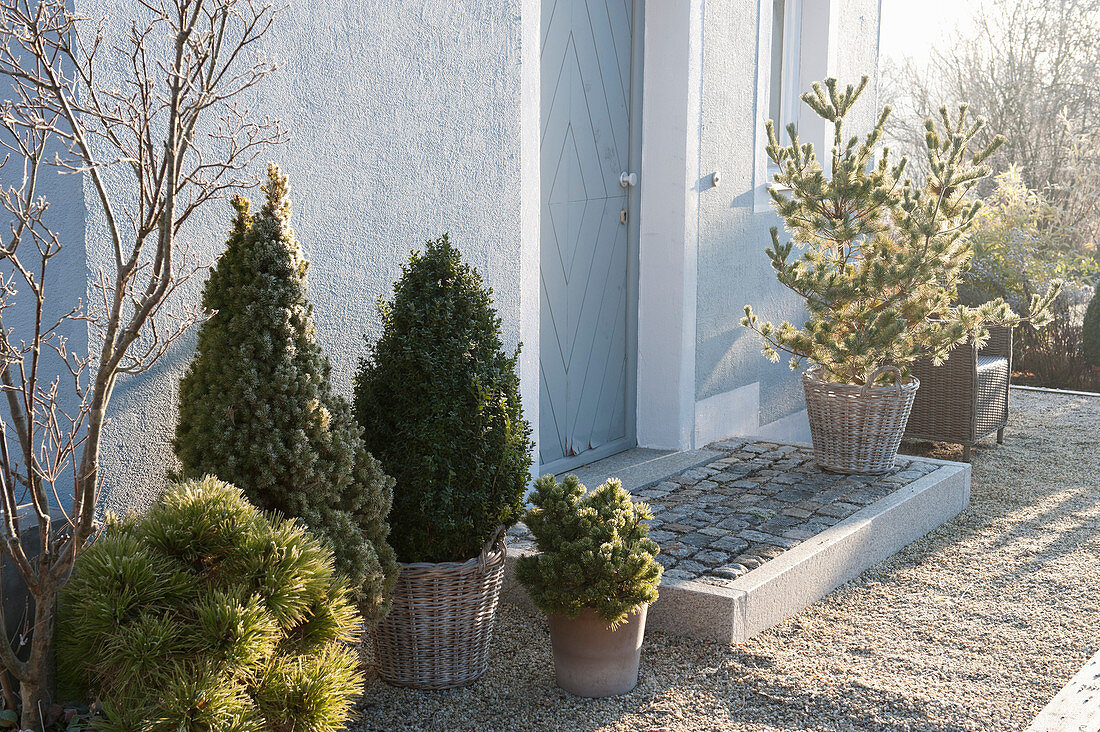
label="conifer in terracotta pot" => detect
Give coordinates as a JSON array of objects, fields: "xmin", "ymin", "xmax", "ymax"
[
  {"xmin": 516, "ymin": 474, "xmax": 662, "ymax": 697},
  {"xmin": 742, "ymin": 76, "xmax": 1059, "ymax": 473},
  {"xmin": 354, "ymin": 235, "xmax": 533, "ymax": 689}
]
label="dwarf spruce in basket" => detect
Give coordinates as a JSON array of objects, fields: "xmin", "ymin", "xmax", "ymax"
[
  {"xmin": 516, "ymin": 475, "xmax": 662, "ymax": 627},
  {"xmin": 741, "ymin": 76, "xmax": 1060, "ymax": 385}
]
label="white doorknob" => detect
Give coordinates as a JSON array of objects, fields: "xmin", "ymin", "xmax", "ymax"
[{"xmin": 619, "ymin": 171, "xmax": 638, "ymax": 188}]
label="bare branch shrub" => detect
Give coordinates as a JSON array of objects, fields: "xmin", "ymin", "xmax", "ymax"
[
  {"xmin": 884, "ymin": 0, "xmax": 1100, "ymax": 256},
  {"xmin": 0, "ymin": 0, "xmax": 282, "ymax": 722}
]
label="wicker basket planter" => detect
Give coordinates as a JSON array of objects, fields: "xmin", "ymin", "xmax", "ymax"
[
  {"xmin": 802, "ymin": 365, "xmax": 920, "ymax": 474},
  {"xmin": 370, "ymin": 530, "xmax": 507, "ymax": 689}
]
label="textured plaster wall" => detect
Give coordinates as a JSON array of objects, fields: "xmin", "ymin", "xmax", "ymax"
[
  {"xmin": 0, "ymin": 70, "xmax": 86, "ymax": 508},
  {"xmin": 77, "ymin": 0, "xmax": 532, "ymax": 514},
  {"xmin": 693, "ymin": 0, "xmax": 882, "ymax": 435},
  {"xmin": 635, "ymin": 0, "xmax": 703, "ymax": 451}
]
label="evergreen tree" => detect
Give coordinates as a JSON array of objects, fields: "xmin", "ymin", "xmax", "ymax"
[
  {"xmin": 742, "ymin": 76, "xmax": 1060, "ymax": 385},
  {"xmin": 516, "ymin": 475, "xmax": 662, "ymax": 627},
  {"xmin": 1084, "ymin": 280, "xmax": 1100, "ymax": 368},
  {"xmin": 57, "ymin": 477, "xmax": 365, "ymax": 731},
  {"xmin": 354, "ymin": 235, "xmax": 533, "ymax": 564},
  {"xmin": 174, "ymin": 164, "xmax": 396, "ymax": 621}
]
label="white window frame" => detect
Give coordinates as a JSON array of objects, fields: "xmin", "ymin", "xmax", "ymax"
[{"xmin": 754, "ymin": 0, "xmax": 803, "ymax": 211}]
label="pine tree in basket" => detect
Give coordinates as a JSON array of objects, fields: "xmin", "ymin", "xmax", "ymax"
[
  {"xmin": 741, "ymin": 77, "xmax": 1059, "ymax": 385},
  {"xmin": 174, "ymin": 164, "xmax": 397, "ymax": 622}
]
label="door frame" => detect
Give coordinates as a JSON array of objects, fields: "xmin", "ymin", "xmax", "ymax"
[
  {"xmin": 633, "ymin": 0, "xmax": 702, "ymax": 454},
  {"xmin": 536, "ymin": 0, "xmax": 645, "ymax": 477}
]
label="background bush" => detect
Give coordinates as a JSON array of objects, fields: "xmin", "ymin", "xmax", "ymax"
[
  {"xmin": 1083, "ymin": 280, "xmax": 1100, "ymax": 368},
  {"xmin": 174, "ymin": 164, "xmax": 397, "ymax": 619},
  {"xmin": 516, "ymin": 474, "xmax": 662, "ymax": 627},
  {"xmin": 56, "ymin": 477, "xmax": 364, "ymax": 731},
  {"xmin": 960, "ymin": 169, "xmax": 1099, "ymax": 390},
  {"xmin": 354, "ymin": 235, "xmax": 533, "ymax": 563}
]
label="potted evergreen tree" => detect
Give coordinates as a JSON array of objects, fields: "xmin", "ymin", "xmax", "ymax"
[
  {"xmin": 174, "ymin": 164, "xmax": 397, "ymax": 623},
  {"xmin": 742, "ymin": 77, "xmax": 1058, "ymax": 473},
  {"xmin": 354, "ymin": 235, "xmax": 533, "ymax": 689},
  {"xmin": 515, "ymin": 474, "xmax": 662, "ymax": 697}
]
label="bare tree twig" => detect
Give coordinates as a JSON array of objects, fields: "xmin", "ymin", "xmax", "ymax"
[{"xmin": 0, "ymin": 0, "xmax": 282, "ymax": 723}]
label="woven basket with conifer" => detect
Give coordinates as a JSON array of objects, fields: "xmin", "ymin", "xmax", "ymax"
[
  {"xmin": 354, "ymin": 235, "xmax": 533, "ymax": 689},
  {"xmin": 742, "ymin": 77, "xmax": 1058, "ymax": 473}
]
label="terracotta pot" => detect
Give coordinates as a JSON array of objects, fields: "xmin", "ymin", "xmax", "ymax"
[{"xmin": 547, "ymin": 605, "xmax": 648, "ymax": 697}]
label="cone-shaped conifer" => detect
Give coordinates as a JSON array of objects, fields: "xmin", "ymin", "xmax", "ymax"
[
  {"xmin": 354, "ymin": 235, "xmax": 533, "ymax": 563},
  {"xmin": 174, "ymin": 164, "xmax": 396, "ymax": 621}
]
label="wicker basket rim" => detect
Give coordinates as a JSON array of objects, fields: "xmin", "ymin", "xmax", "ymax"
[
  {"xmin": 396, "ymin": 526, "xmax": 508, "ymax": 572},
  {"xmin": 397, "ymin": 546, "xmax": 506, "ymax": 572},
  {"xmin": 803, "ymin": 365, "xmax": 920, "ymax": 391}
]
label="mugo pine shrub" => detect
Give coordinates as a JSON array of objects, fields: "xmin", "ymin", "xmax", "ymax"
[
  {"xmin": 354, "ymin": 235, "xmax": 533, "ymax": 563},
  {"xmin": 174, "ymin": 164, "xmax": 396, "ymax": 621},
  {"xmin": 515, "ymin": 474, "xmax": 662, "ymax": 627},
  {"xmin": 56, "ymin": 477, "xmax": 364, "ymax": 731}
]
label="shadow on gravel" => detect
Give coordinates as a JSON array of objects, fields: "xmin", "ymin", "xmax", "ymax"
[{"xmin": 351, "ymin": 393, "xmax": 1098, "ymax": 731}]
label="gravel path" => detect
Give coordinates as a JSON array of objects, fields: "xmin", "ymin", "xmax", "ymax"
[{"xmin": 353, "ymin": 389, "xmax": 1100, "ymax": 731}]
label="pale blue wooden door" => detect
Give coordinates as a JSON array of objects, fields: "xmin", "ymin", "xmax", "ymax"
[{"xmin": 540, "ymin": 0, "xmax": 639, "ymax": 474}]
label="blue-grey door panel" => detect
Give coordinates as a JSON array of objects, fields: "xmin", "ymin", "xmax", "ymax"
[{"xmin": 540, "ymin": 0, "xmax": 638, "ymax": 473}]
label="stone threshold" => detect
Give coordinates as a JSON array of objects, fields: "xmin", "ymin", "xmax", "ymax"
[
  {"xmin": 503, "ymin": 440, "xmax": 971, "ymax": 644},
  {"xmin": 556, "ymin": 446, "xmax": 725, "ymax": 493}
]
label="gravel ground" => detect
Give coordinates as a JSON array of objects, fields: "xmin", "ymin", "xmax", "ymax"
[{"xmin": 353, "ymin": 389, "xmax": 1100, "ymax": 731}]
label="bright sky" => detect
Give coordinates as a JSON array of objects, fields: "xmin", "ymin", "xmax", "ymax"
[{"xmin": 879, "ymin": 0, "xmax": 982, "ymax": 68}]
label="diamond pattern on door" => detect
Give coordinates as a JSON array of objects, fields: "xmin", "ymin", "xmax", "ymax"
[{"xmin": 540, "ymin": 0, "xmax": 635, "ymax": 471}]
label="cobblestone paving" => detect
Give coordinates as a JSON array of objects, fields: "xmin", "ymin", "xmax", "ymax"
[{"xmin": 509, "ymin": 438, "xmax": 938, "ymax": 587}]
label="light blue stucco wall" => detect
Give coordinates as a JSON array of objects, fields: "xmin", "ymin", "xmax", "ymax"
[
  {"xmin": 31, "ymin": 0, "xmax": 882, "ymax": 512},
  {"xmin": 0, "ymin": 70, "xmax": 86, "ymax": 507},
  {"xmin": 693, "ymin": 0, "xmax": 882, "ymax": 439},
  {"xmin": 76, "ymin": 0, "xmax": 534, "ymax": 515}
]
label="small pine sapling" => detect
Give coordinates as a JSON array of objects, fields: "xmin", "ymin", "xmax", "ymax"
[
  {"xmin": 515, "ymin": 474, "xmax": 662, "ymax": 627},
  {"xmin": 741, "ymin": 76, "xmax": 1060, "ymax": 385}
]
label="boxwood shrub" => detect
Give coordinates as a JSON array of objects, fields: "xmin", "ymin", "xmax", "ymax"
[
  {"xmin": 1084, "ymin": 280, "xmax": 1100, "ymax": 368},
  {"xmin": 354, "ymin": 235, "xmax": 533, "ymax": 563}
]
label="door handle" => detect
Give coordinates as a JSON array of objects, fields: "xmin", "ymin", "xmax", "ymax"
[{"xmin": 619, "ymin": 171, "xmax": 638, "ymax": 188}]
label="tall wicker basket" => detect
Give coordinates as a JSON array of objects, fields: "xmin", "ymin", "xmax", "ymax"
[
  {"xmin": 370, "ymin": 529, "xmax": 507, "ymax": 689},
  {"xmin": 802, "ymin": 365, "xmax": 920, "ymax": 474}
]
